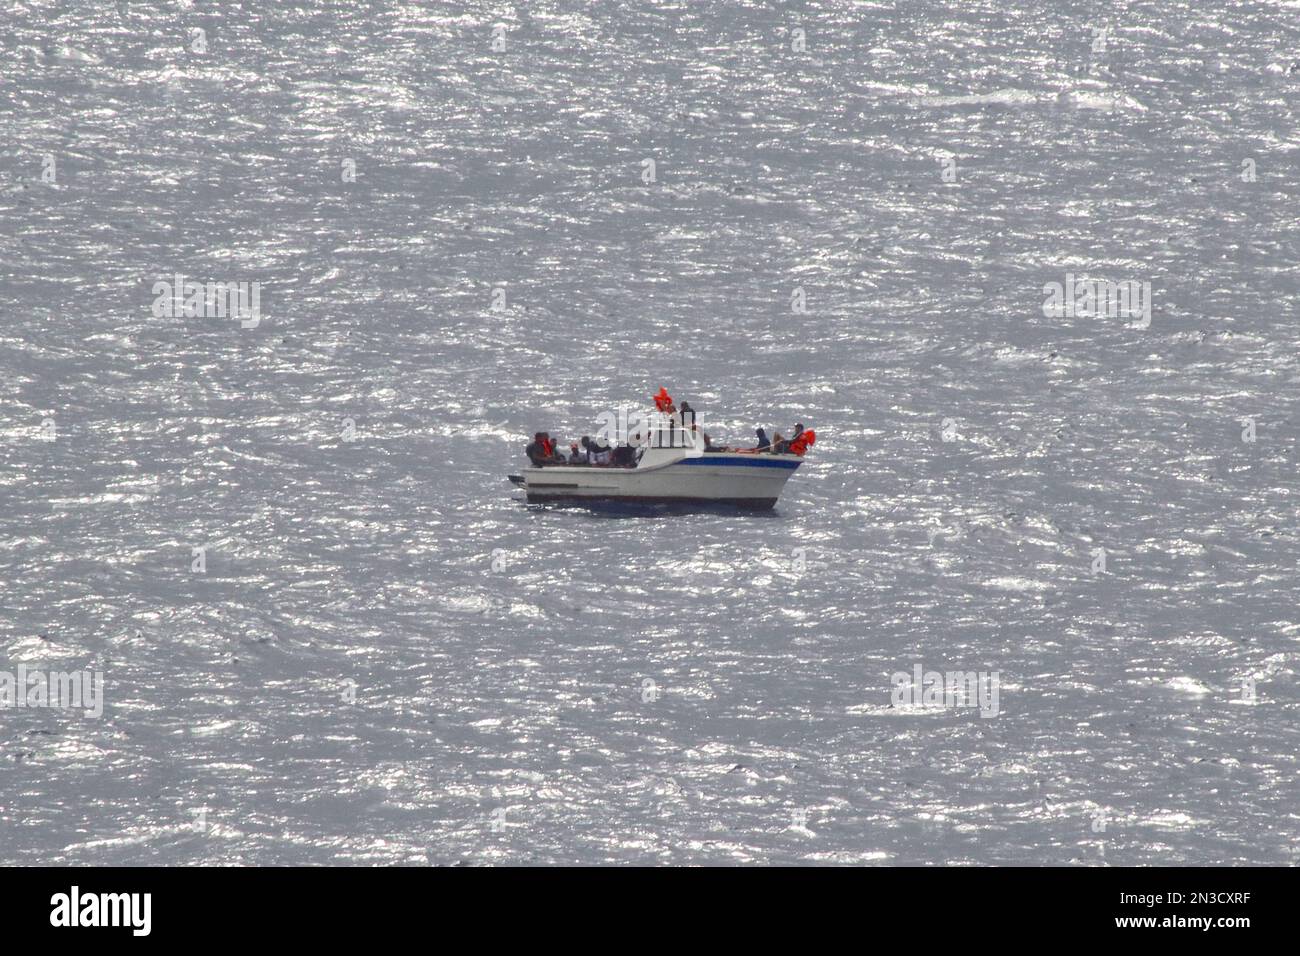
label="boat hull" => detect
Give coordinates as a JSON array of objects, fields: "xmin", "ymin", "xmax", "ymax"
[{"xmin": 520, "ymin": 452, "xmax": 802, "ymax": 509}]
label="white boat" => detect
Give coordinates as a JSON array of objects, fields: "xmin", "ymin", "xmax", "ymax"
[
  {"xmin": 511, "ymin": 446, "xmax": 803, "ymax": 509},
  {"xmin": 509, "ymin": 414, "xmax": 808, "ymax": 509}
]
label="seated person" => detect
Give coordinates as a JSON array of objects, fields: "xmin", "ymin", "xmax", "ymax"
[
  {"xmin": 526, "ymin": 432, "xmax": 549, "ymax": 466},
  {"xmin": 540, "ymin": 432, "xmax": 566, "ymax": 463},
  {"xmin": 754, "ymin": 427, "xmax": 771, "ymax": 451},
  {"xmin": 580, "ymin": 435, "xmax": 612, "ymax": 465},
  {"xmin": 568, "ymin": 442, "xmax": 585, "ymax": 464},
  {"xmin": 778, "ymin": 423, "xmax": 805, "ymax": 452},
  {"xmin": 770, "ymin": 432, "xmax": 788, "ymax": 454},
  {"xmin": 788, "ymin": 428, "xmax": 816, "ymax": 456}
]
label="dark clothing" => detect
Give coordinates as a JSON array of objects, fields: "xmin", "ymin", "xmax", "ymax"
[
  {"xmin": 754, "ymin": 429, "xmax": 770, "ymax": 451},
  {"xmin": 525, "ymin": 441, "xmax": 548, "ymax": 466},
  {"xmin": 583, "ymin": 438, "xmax": 612, "ymax": 464}
]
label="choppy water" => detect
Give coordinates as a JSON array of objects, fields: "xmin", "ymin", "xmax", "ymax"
[{"xmin": 2, "ymin": 1, "xmax": 1298, "ymax": 865}]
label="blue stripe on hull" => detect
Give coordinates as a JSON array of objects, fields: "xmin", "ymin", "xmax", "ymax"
[{"xmin": 678, "ymin": 456, "xmax": 800, "ymax": 470}]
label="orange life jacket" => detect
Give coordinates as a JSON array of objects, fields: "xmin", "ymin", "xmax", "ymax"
[
  {"xmin": 653, "ymin": 387, "xmax": 673, "ymax": 412},
  {"xmin": 789, "ymin": 429, "xmax": 815, "ymax": 456},
  {"xmin": 541, "ymin": 438, "xmax": 554, "ymax": 457}
]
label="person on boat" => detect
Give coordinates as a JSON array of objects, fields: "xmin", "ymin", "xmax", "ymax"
[
  {"xmin": 770, "ymin": 422, "xmax": 806, "ymax": 454},
  {"xmin": 568, "ymin": 442, "xmax": 584, "ymax": 464},
  {"xmin": 539, "ymin": 432, "xmax": 565, "ymax": 464},
  {"xmin": 581, "ymin": 435, "xmax": 613, "ymax": 465},
  {"xmin": 526, "ymin": 433, "xmax": 549, "ymax": 467},
  {"xmin": 753, "ymin": 427, "xmax": 770, "ymax": 451},
  {"xmin": 653, "ymin": 386, "xmax": 674, "ymax": 413},
  {"xmin": 788, "ymin": 429, "xmax": 816, "ymax": 456}
]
